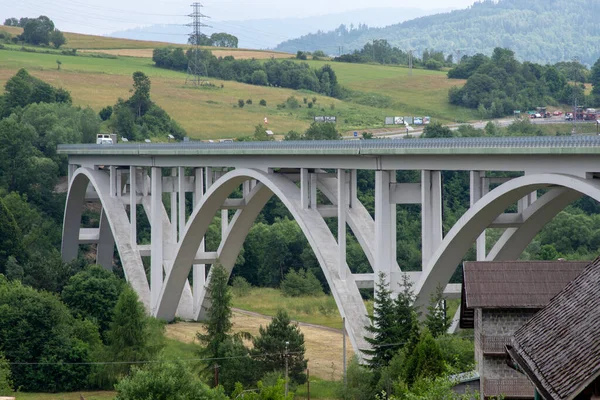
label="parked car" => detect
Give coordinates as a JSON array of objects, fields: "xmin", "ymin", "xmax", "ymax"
[{"xmin": 553, "ymin": 110, "xmax": 563, "ymax": 116}]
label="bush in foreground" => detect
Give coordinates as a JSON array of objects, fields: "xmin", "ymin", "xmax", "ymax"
[{"xmin": 115, "ymin": 360, "xmax": 227, "ymax": 400}]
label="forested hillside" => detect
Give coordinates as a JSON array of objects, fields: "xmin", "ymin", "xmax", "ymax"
[{"xmin": 275, "ymin": 0, "xmax": 600, "ymax": 65}]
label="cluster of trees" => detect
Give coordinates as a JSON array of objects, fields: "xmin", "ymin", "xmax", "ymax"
[
  {"xmin": 3, "ymin": 16, "xmax": 66, "ymax": 48},
  {"xmin": 106, "ymin": 71, "xmax": 186, "ymax": 141},
  {"xmin": 338, "ymin": 273, "xmax": 474, "ymax": 399},
  {"xmin": 275, "ymin": 0, "xmax": 600, "ymax": 66},
  {"xmin": 152, "ymin": 48, "xmax": 343, "ymax": 98},
  {"xmin": 189, "ymin": 32, "xmax": 239, "ymax": 48},
  {"xmin": 0, "ymin": 266, "xmax": 165, "ymax": 393},
  {"xmin": 334, "ymin": 39, "xmax": 452, "ymax": 70},
  {"xmin": 448, "ymin": 48, "xmax": 586, "ymax": 118}
]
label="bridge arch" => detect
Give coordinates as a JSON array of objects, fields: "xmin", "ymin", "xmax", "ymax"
[
  {"xmin": 414, "ymin": 173, "xmax": 600, "ymax": 310},
  {"xmin": 62, "ymin": 168, "xmax": 151, "ymax": 311},
  {"xmin": 155, "ymin": 168, "xmax": 370, "ymax": 353}
]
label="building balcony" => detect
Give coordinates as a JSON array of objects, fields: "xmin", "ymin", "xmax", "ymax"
[
  {"xmin": 482, "ymin": 335, "xmax": 511, "ymax": 355},
  {"xmin": 484, "ymin": 378, "xmax": 534, "ymax": 399}
]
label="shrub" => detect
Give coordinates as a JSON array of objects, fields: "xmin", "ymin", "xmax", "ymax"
[
  {"xmin": 115, "ymin": 360, "xmax": 228, "ymax": 400},
  {"xmin": 237, "ymin": 99, "xmax": 245, "ymax": 108},
  {"xmin": 303, "ymin": 97, "xmax": 308, "ymax": 104},
  {"xmin": 99, "ymin": 105, "xmax": 113, "ymax": 121},
  {"xmin": 308, "ymin": 102, "xmax": 313, "ymax": 108},
  {"xmin": 285, "ymin": 96, "xmax": 300, "ymax": 109},
  {"xmin": 280, "ymin": 269, "xmax": 323, "ymax": 297},
  {"xmin": 312, "ymin": 96, "xmax": 317, "ymax": 103},
  {"xmin": 246, "ymin": 98, "xmax": 252, "ymax": 105},
  {"xmin": 296, "ymin": 51, "xmax": 307, "ymax": 60},
  {"xmin": 259, "ymin": 99, "xmax": 267, "ymax": 106},
  {"xmin": 231, "ymin": 276, "xmax": 251, "ymax": 297}
]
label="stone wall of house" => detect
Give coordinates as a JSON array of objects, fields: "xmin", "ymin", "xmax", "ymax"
[
  {"xmin": 481, "ymin": 309, "xmax": 538, "ymax": 336},
  {"xmin": 477, "ymin": 308, "xmax": 539, "ymax": 398}
]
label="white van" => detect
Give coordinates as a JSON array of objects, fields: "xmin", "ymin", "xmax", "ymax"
[{"xmin": 96, "ymin": 134, "xmax": 114, "ymax": 145}]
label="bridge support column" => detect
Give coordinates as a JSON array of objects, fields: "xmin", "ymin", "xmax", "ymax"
[
  {"xmin": 170, "ymin": 168, "xmax": 178, "ymax": 241},
  {"xmin": 422, "ymin": 170, "xmax": 442, "ymax": 269},
  {"xmin": 151, "ymin": 167, "xmax": 163, "ymax": 311},
  {"xmin": 193, "ymin": 167, "xmax": 205, "ymax": 311},
  {"xmin": 109, "ymin": 166, "xmax": 117, "ymax": 197},
  {"xmin": 470, "ymin": 171, "xmax": 488, "ymax": 260},
  {"xmin": 310, "ymin": 173, "xmax": 317, "ymax": 209},
  {"xmin": 349, "ymin": 169, "xmax": 358, "ymax": 208},
  {"xmin": 178, "ymin": 167, "xmax": 186, "ymax": 240},
  {"xmin": 130, "ymin": 166, "xmax": 137, "ymax": 247},
  {"xmin": 375, "ymin": 170, "xmax": 393, "ymax": 288},
  {"xmin": 301, "ymin": 168, "xmax": 309, "ymax": 209},
  {"xmin": 338, "ymin": 169, "xmax": 347, "ymax": 280},
  {"xmin": 96, "ymin": 208, "xmax": 115, "ymax": 270}
]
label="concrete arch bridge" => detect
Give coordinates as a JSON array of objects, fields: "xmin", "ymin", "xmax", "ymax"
[{"xmin": 58, "ymin": 136, "xmax": 600, "ymax": 355}]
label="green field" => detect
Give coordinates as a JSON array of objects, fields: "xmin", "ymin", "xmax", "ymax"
[{"xmin": 0, "ymin": 28, "xmax": 476, "ymax": 139}]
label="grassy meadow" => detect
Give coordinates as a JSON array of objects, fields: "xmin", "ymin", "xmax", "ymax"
[{"xmin": 0, "ymin": 26, "xmax": 476, "ymax": 139}]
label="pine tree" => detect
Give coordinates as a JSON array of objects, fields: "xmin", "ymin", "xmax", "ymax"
[
  {"xmin": 253, "ymin": 309, "xmax": 307, "ymax": 383},
  {"xmin": 402, "ymin": 329, "xmax": 446, "ymax": 386},
  {"xmin": 391, "ymin": 273, "xmax": 418, "ymax": 346},
  {"xmin": 363, "ymin": 272, "xmax": 398, "ymax": 368},
  {"xmin": 104, "ymin": 285, "xmax": 164, "ymax": 380},
  {"xmin": 196, "ymin": 263, "xmax": 233, "ymax": 358},
  {"xmin": 425, "ymin": 285, "xmax": 452, "ymax": 338}
]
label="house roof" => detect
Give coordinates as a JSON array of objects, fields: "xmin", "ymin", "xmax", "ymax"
[
  {"xmin": 462, "ymin": 260, "xmax": 588, "ymax": 309},
  {"xmin": 507, "ymin": 256, "xmax": 600, "ymax": 400},
  {"xmin": 459, "ymin": 260, "xmax": 588, "ymax": 329}
]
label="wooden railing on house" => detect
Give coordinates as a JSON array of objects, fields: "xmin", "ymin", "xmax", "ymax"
[
  {"xmin": 484, "ymin": 378, "xmax": 535, "ymax": 398},
  {"xmin": 482, "ymin": 335, "xmax": 512, "ymax": 355}
]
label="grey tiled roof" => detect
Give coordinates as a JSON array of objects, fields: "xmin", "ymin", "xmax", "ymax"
[
  {"xmin": 509, "ymin": 256, "xmax": 600, "ymax": 400},
  {"xmin": 462, "ymin": 261, "xmax": 588, "ymax": 309}
]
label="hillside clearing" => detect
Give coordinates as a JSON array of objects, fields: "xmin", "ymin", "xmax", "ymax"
[
  {"xmin": 79, "ymin": 48, "xmax": 293, "ymax": 59},
  {"xmin": 165, "ymin": 310, "xmax": 354, "ymax": 381}
]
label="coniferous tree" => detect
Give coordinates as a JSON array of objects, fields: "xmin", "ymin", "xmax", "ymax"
[
  {"xmin": 196, "ymin": 263, "xmax": 233, "ymax": 358},
  {"xmin": 105, "ymin": 286, "xmax": 164, "ymax": 379},
  {"xmin": 402, "ymin": 329, "xmax": 446, "ymax": 386},
  {"xmin": 253, "ymin": 309, "xmax": 307, "ymax": 383},
  {"xmin": 363, "ymin": 272, "xmax": 397, "ymax": 368},
  {"xmin": 425, "ymin": 285, "xmax": 452, "ymax": 338}
]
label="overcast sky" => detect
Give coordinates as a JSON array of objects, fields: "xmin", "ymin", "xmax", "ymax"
[{"xmin": 3, "ymin": 0, "xmax": 477, "ymax": 35}]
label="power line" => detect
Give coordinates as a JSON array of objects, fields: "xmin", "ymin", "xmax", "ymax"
[
  {"xmin": 5, "ymin": 351, "xmax": 305, "ymax": 366},
  {"xmin": 186, "ymin": 2, "xmax": 211, "ymax": 86}
]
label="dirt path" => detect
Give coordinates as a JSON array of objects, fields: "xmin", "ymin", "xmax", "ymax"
[{"xmin": 165, "ymin": 310, "xmax": 355, "ymax": 380}]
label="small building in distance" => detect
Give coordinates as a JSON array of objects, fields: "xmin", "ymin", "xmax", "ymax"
[
  {"xmin": 459, "ymin": 260, "xmax": 589, "ymax": 399},
  {"xmin": 507, "ymin": 256, "xmax": 600, "ymax": 400}
]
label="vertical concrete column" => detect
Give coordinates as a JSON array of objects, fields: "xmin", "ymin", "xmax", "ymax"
[
  {"xmin": 389, "ymin": 171, "xmax": 397, "ymax": 278},
  {"xmin": 422, "ymin": 171, "xmax": 443, "ymax": 270},
  {"xmin": 301, "ymin": 168, "xmax": 309, "ymax": 210},
  {"xmin": 151, "ymin": 167, "xmax": 163, "ymax": 311},
  {"xmin": 243, "ymin": 180, "xmax": 251, "ymax": 198},
  {"xmin": 338, "ymin": 169, "xmax": 347, "ymax": 280},
  {"xmin": 170, "ymin": 168, "xmax": 178, "ymax": 242},
  {"xmin": 310, "ymin": 173, "xmax": 317, "ymax": 209},
  {"xmin": 142, "ymin": 168, "xmax": 149, "ymax": 196},
  {"xmin": 470, "ymin": 171, "xmax": 486, "ymax": 261},
  {"xmin": 205, "ymin": 167, "xmax": 213, "ymax": 191},
  {"xmin": 375, "ymin": 170, "xmax": 392, "ymax": 287},
  {"xmin": 349, "ymin": 169, "xmax": 358, "ymax": 208},
  {"xmin": 116, "ymin": 169, "xmax": 123, "ymax": 197},
  {"xmin": 178, "ymin": 167, "xmax": 186, "ymax": 240},
  {"xmin": 109, "ymin": 166, "xmax": 117, "ymax": 197},
  {"xmin": 130, "ymin": 166, "xmax": 137, "ymax": 247},
  {"xmin": 221, "ymin": 209, "xmax": 229, "ymax": 239},
  {"xmin": 68, "ymin": 164, "xmax": 77, "ymax": 184},
  {"xmin": 96, "ymin": 208, "xmax": 115, "ymax": 270},
  {"xmin": 193, "ymin": 168, "xmax": 205, "ymax": 309}
]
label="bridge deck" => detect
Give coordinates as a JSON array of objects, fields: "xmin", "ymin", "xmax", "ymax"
[{"xmin": 58, "ymin": 135, "xmax": 600, "ymax": 156}]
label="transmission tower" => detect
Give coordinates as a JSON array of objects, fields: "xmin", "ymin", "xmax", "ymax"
[
  {"xmin": 186, "ymin": 2, "xmax": 210, "ymax": 86},
  {"xmin": 408, "ymin": 50, "xmax": 414, "ymax": 76}
]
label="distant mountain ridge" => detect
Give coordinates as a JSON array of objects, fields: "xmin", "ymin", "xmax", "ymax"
[
  {"xmin": 108, "ymin": 7, "xmax": 448, "ymax": 50},
  {"xmin": 275, "ymin": 0, "xmax": 600, "ymax": 65}
]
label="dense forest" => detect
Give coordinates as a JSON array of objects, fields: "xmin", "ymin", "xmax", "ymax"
[{"xmin": 275, "ymin": 0, "xmax": 600, "ymax": 66}]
